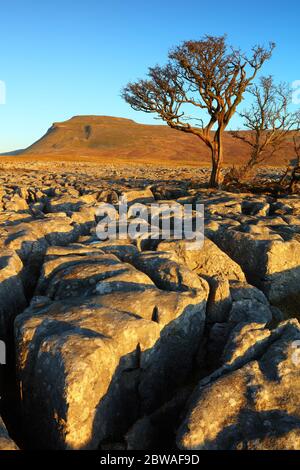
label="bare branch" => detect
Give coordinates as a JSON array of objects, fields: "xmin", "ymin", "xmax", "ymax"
[
  {"xmin": 122, "ymin": 35, "xmax": 275, "ymax": 186},
  {"xmin": 232, "ymin": 76, "xmax": 300, "ymax": 170}
]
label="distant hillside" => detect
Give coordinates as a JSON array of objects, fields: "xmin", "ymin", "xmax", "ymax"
[{"xmin": 2, "ymin": 115, "xmax": 296, "ymax": 166}]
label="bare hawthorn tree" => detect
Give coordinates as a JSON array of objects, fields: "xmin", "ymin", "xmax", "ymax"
[
  {"xmin": 122, "ymin": 35, "xmax": 274, "ymax": 187},
  {"xmin": 231, "ymin": 76, "xmax": 300, "ymax": 172}
]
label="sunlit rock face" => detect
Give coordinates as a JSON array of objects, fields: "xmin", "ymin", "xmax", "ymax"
[
  {"xmin": 0, "ymin": 161, "xmax": 298, "ymax": 450},
  {"xmin": 201, "ymin": 192, "xmax": 300, "ymax": 318},
  {"xmin": 157, "ymin": 238, "xmax": 246, "ymax": 283},
  {"xmin": 212, "ymin": 229, "xmax": 300, "ymax": 317},
  {"xmin": 177, "ymin": 319, "xmax": 300, "ymax": 450},
  {"xmin": 15, "ymin": 245, "xmax": 209, "ymax": 449},
  {"xmin": 0, "ymin": 249, "xmax": 26, "ymax": 342},
  {"xmin": 0, "ymin": 417, "xmax": 19, "ymax": 450}
]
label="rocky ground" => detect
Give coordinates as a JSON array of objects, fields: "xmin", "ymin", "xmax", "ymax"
[{"xmin": 0, "ymin": 161, "xmax": 300, "ymax": 450}]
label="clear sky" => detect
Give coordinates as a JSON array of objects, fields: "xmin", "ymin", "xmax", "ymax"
[{"xmin": 0, "ymin": 0, "xmax": 299, "ymax": 152}]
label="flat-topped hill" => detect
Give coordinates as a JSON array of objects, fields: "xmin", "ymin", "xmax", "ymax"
[{"xmin": 2, "ymin": 115, "xmax": 296, "ymax": 166}]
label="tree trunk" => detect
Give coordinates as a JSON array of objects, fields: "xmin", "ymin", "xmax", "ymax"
[{"xmin": 209, "ymin": 129, "xmax": 224, "ymax": 188}]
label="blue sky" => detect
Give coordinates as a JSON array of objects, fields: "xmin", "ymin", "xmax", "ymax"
[{"xmin": 0, "ymin": 0, "xmax": 299, "ymax": 152}]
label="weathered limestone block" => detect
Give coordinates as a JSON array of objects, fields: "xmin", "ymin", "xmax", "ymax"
[
  {"xmin": 0, "ymin": 211, "xmax": 33, "ymax": 227},
  {"xmin": 15, "ymin": 298, "xmax": 160, "ymax": 449},
  {"xmin": 131, "ymin": 251, "xmax": 208, "ymax": 292},
  {"xmin": 96, "ymin": 189, "xmax": 119, "ymax": 204},
  {"xmin": 221, "ymin": 322, "xmax": 271, "ymax": 369},
  {"xmin": 213, "ymin": 227, "xmax": 300, "ymax": 316},
  {"xmin": 70, "ymin": 206, "xmax": 96, "ymax": 234},
  {"xmin": 0, "ymin": 216, "xmax": 81, "ymax": 294},
  {"xmin": 177, "ymin": 319, "xmax": 300, "ymax": 450},
  {"xmin": 15, "ymin": 245, "xmax": 208, "ymax": 449},
  {"xmin": 43, "ymin": 243, "xmax": 105, "ymax": 260},
  {"xmin": 157, "ymin": 238, "xmax": 245, "ymax": 282},
  {"xmin": 89, "ymin": 240, "xmax": 139, "ymax": 262},
  {"xmin": 227, "ymin": 300, "xmax": 272, "ymax": 324},
  {"xmin": 45, "ymin": 195, "xmax": 84, "ymax": 213},
  {"xmin": 205, "ymin": 202, "xmax": 242, "ymax": 217},
  {"xmin": 4, "ymin": 194, "xmax": 29, "ymax": 212},
  {"xmin": 151, "ymin": 184, "xmax": 188, "ymax": 200},
  {"xmin": 0, "ymin": 223, "xmax": 48, "ymax": 266},
  {"xmin": 120, "ymin": 188, "xmax": 154, "ymax": 206},
  {"xmin": 34, "ymin": 216, "xmax": 81, "ymax": 246},
  {"xmin": 277, "ymin": 197, "xmax": 300, "ymax": 215},
  {"xmin": 229, "ymin": 281, "xmax": 269, "ymax": 305},
  {"xmin": 15, "ymin": 283, "xmax": 208, "ymax": 449},
  {"xmin": 0, "ymin": 249, "xmax": 27, "ymax": 340},
  {"xmin": 35, "ymin": 251, "xmax": 155, "ymax": 300}
]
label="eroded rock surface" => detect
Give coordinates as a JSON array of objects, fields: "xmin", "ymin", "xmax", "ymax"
[
  {"xmin": 15, "ymin": 243, "xmax": 208, "ymax": 449},
  {"xmin": 0, "ymin": 161, "xmax": 298, "ymax": 450},
  {"xmin": 177, "ymin": 319, "xmax": 300, "ymax": 450}
]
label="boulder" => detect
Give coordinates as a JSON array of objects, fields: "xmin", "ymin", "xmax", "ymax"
[
  {"xmin": 15, "ymin": 297, "xmax": 160, "ymax": 449},
  {"xmin": 131, "ymin": 251, "xmax": 208, "ymax": 292},
  {"xmin": 15, "ymin": 247, "xmax": 208, "ymax": 449},
  {"xmin": 89, "ymin": 240, "xmax": 139, "ymax": 262},
  {"xmin": 35, "ymin": 251, "xmax": 155, "ymax": 300},
  {"xmin": 3, "ymin": 194, "xmax": 29, "ymax": 212},
  {"xmin": 70, "ymin": 206, "xmax": 96, "ymax": 235},
  {"xmin": 120, "ymin": 188, "xmax": 154, "ymax": 206},
  {"xmin": 227, "ymin": 300, "xmax": 272, "ymax": 325},
  {"xmin": 45, "ymin": 195, "xmax": 84, "ymax": 213},
  {"xmin": 177, "ymin": 319, "xmax": 300, "ymax": 450},
  {"xmin": 0, "ymin": 216, "xmax": 81, "ymax": 294},
  {"xmin": 213, "ymin": 228, "xmax": 300, "ymax": 317}
]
